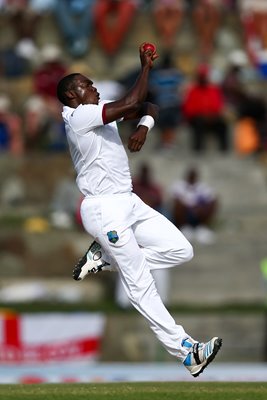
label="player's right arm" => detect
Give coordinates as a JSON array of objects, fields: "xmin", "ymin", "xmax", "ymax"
[{"xmin": 102, "ymin": 44, "xmax": 158, "ymax": 124}]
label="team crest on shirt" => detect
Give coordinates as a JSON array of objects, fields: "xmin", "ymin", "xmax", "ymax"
[{"xmin": 107, "ymin": 230, "xmax": 119, "ymax": 243}]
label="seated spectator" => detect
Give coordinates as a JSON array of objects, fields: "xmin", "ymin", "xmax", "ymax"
[
  {"xmin": 6, "ymin": 0, "xmax": 53, "ymax": 60},
  {"xmin": 222, "ymin": 49, "xmax": 249, "ymax": 115},
  {"xmin": 8, "ymin": 1, "xmax": 40, "ymax": 40},
  {"xmin": 238, "ymin": 0, "xmax": 267, "ymax": 65},
  {"xmin": 0, "ymin": 43, "xmax": 35, "ymax": 79},
  {"xmin": 192, "ymin": 0, "xmax": 223, "ymax": 58},
  {"xmin": 33, "ymin": 44, "xmax": 67, "ymax": 100},
  {"xmin": 132, "ymin": 162, "xmax": 165, "ymax": 213},
  {"xmin": 149, "ymin": 52, "xmax": 185, "ymax": 152},
  {"xmin": 53, "ymin": 0, "xmax": 96, "ymax": 58},
  {"xmin": 0, "ymin": 94, "xmax": 24, "ymax": 156},
  {"xmin": 94, "ymin": 0, "xmax": 138, "ymax": 56},
  {"xmin": 182, "ymin": 64, "xmax": 229, "ymax": 153},
  {"xmin": 24, "ymin": 44, "xmax": 68, "ymax": 152},
  {"xmin": 30, "ymin": 0, "xmax": 56, "ymax": 13},
  {"xmin": 234, "ymin": 89, "xmax": 267, "ymax": 155},
  {"xmin": 169, "ymin": 166, "xmax": 218, "ymax": 244},
  {"xmin": 152, "ymin": 0, "xmax": 185, "ymax": 48},
  {"xmin": 50, "ymin": 171, "xmax": 81, "ymax": 229},
  {"xmin": 0, "ymin": 7, "xmax": 40, "ymax": 79},
  {"xmin": 24, "ymin": 94, "xmax": 68, "ymax": 152},
  {"xmin": 24, "ymin": 95, "xmax": 46, "ymax": 150}
]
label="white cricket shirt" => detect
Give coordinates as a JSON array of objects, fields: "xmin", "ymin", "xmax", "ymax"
[{"xmin": 62, "ymin": 101, "xmax": 132, "ymax": 196}]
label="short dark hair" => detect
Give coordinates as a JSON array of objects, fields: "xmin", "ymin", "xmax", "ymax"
[{"xmin": 57, "ymin": 73, "xmax": 80, "ymax": 105}]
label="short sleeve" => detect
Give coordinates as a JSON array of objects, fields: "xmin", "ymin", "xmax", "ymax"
[{"xmin": 69, "ymin": 103, "xmax": 104, "ymax": 133}]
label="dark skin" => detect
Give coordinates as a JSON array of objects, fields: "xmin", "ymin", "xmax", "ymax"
[
  {"xmin": 172, "ymin": 168, "xmax": 218, "ymax": 228},
  {"xmin": 63, "ymin": 43, "xmax": 159, "ymax": 152}
]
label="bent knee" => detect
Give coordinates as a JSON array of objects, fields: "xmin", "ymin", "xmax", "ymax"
[
  {"xmin": 168, "ymin": 239, "xmax": 194, "ymax": 265},
  {"xmin": 183, "ymin": 241, "xmax": 194, "ymax": 262}
]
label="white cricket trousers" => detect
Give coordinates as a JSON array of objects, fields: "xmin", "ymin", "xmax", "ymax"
[{"xmin": 80, "ymin": 192, "xmax": 194, "ymax": 361}]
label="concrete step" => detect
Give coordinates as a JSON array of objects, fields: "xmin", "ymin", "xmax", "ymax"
[{"xmin": 101, "ymin": 312, "xmax": 267, "ymax": 362}]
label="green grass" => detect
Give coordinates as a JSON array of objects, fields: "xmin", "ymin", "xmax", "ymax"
[{"xmin": 0, "ymin": 382, "xmax": 267, "ymax": 400}]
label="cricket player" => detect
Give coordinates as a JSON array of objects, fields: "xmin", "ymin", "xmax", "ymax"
[{"xmin": 56, "ymin": 43, "xmax": 222, "ymax": 377}]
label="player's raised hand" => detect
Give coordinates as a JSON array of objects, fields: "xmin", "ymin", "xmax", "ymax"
[{"xmin": 139, "ymin": 42, "xmax": 159, "ymax": 68}]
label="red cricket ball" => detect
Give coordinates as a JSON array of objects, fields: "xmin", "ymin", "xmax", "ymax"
[{"xmin": 143, "ymin": 43, "xmax": 156, "ymax": 53}]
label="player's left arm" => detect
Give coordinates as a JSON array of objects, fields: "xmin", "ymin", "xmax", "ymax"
[
  {"xmin": 127, "ymin": 102, "xmax": 159, "ymax": 152},
  {"xmin": 122, "ymin": 101, "xmax": 157, "ymax": 121}
]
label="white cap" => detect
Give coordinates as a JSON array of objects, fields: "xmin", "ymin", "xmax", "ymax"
[
  {"xmin": 15, "ymin": 38, "xmax": 39, "ymax": 60},
  {"xmin": 24, "ymin": 95, "xmax": 45, "ymax": 112},
  {"xmin": 228, "ymin": 49, "xmax": 248, "ymax": 66},
  {"xmin": 40, "ymin": 44, "xmax": 62, "ymax": 62},
  {"xmin": 0, "ymin": 94, "xmax": 11, "ymax": 112}
]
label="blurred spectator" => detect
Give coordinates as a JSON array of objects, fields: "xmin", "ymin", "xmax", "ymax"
[
  {"xmin": 0, "ymin": 1, "xmax": 7, "ymax": 11},
  {"xmin": 30, "ymin": 0, "xmax": 56, "ymax": 13},
  {"xmin": 6, "ymin": 0, "xmax": 54, "ymax": 59},
  {"xmin": 115, "ymin": 162, "xmax": 170, "ymax": 308},
  {"xmin": 0, "ymin": 94, "xmax": 24, "ymax": 156},
  {"xmin": 23, "ymin": 95, "xmax": 47, "ymax": 150},
  {"xmin": 50, "ymin": 172, "xmax": 81, "ymax": 229},
  {"xmin": 33, "ymin": 44, "xmax": 67, "ymax": 99},
  {"xmin": 152, "ymin": 0, "xmax": 185, "ymax": 48},
  {"xmin": 238, "ymin": 0, "xmax": 267, "ymax": 65},
  {"xmin": 24, "ymin": 95, "xmax": 68, "ymax": 152},
  {"xmin": 53, "ymin": 0, "xmax": 96, "ymax": 58},
  {"xmin": 192, "ymin": 0, "xmax": 223, "ymax": 58},
  {"xmin": 169, "ymin": 166, "xmax": 218, "ymax": 244},
  {"xmin": 234, "ymin": 89, "xmax": 267, "ymax": 155},
  {"xmin": 8, "ymin": 1, "xmax": 40, "ymax": 41},
  {"xmin": 132, "ymin": 162, "xmax": 165, "ymax": 213},
  {"xmin": 222, "ymin": 49, "xmax": 249, "ymax": 115},
  {"xmin": 182, "ymin": 64, "xmax": 229, "ymax": 153},
  {"xmin": 24, "ymin": 44, "xmax": 68, "ymax": 152},
  {"xmin": 0, "ymin": 7, "xmax": 41, "ymax": 81},
  {"xmin": 223, "ymin": 0, "xmax": 238, "ymax": 11},
  {"xmin": 94, "ymin": 0, "xmax": 138, "ymax": 56},
  {"xmin": 149, "ymin": 52, "xmax": 184, "ymax": 152},
  {"xmin": 0, "ymin": 40, "xmax": 37, "ymax": 79},
  {"xmin": 222, "ymin": 49, "xmax": 267, "ymax": 154},
  {"xmin": 0, "ymin": 175, "xmax": 26, "ymax": 206}
]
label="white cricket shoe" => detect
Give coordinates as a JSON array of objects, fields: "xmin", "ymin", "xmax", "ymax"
[
  {"xmin": 183, "ymin": 336, "xmax": 222, "ymax": 377},
  {"xmin": 73, "ymin": 241, "xmax": 109, "ymax": 281}
]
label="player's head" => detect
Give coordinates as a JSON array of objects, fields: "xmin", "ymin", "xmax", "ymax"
[
  {"xmin": 57, "ymin": 73, "xmax": 100, "ymax": 107},
  {"xmin": 57, "ymin": 73, "xmax": 80, "ymax": 105}
]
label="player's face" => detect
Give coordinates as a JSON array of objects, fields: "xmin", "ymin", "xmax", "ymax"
[{"xmin": 73, "ymin": 75, "xmax": 100, "ymax": 105}]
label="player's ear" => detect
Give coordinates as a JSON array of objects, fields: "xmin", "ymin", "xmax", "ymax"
[{"xmin": 65, "ymin": 90, "xmax": 76, "ymax": 100}]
